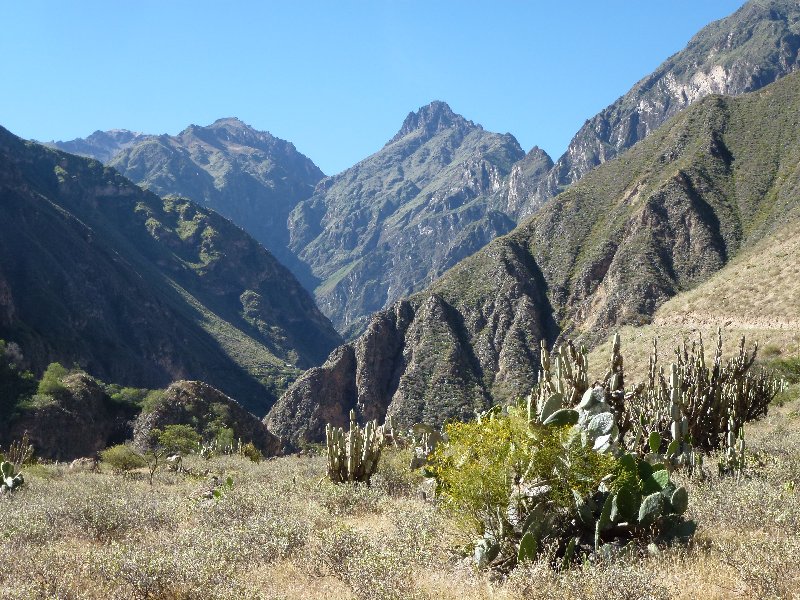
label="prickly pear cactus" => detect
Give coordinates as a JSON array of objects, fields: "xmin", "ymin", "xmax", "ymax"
[{"xmin": 0, "ymin": 461, "xmax": 24, "ymax": 494}]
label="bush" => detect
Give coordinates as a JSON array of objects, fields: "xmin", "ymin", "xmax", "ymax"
[
  {"xmin": 154, "ymin": 424, "xmax": 201, "ymax": 456},
  {"xmin": 429, "ymin": 408, "xmax": 613, "ymax": 535},
  {"xmin": 767, "ymin": 356, "xmax": 800, "ymax": 384},
  {"xmin": 240, "ymin": 442, "xmax": 262, "ymax": 463},
  {"xmin": 37, "ymin": 362, "xmax": 68, "ymax": 396},
  {"xmin": 140, "ymin": 389, "xmax": 166, "ymax": 413},
  {"xmin": 100, "ymin": 445, "xmax": 146, "ymax": 474}
]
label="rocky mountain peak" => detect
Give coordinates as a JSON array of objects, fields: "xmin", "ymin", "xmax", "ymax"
[
  {"xmin": 388, "ymin": 100, "xmax": 474, "ymax": 144},
  {"xmin": 179, "ymin": 117, "xmax": 278, "ymax": 148}
]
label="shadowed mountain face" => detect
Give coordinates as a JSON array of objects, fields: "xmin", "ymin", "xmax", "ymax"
[
  {"xmin": 267, "ymin": 70, "xmax": 800, "ymax": 446},
  {"xmin": 289, "ymin": 101, "xmax": 531, "ymax": 337},
  {"xmin": 0, "ymin": 127, "xmax": 341, "ymax": 415},
  {"xmin": 53, "ymin": 118, "xmax": 325, "ymax": 288}
]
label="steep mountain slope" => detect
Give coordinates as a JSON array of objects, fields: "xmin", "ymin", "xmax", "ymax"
[
  {"xmin": 54, "ymin": 119, "xmax": 325, "ymax": 285},
  {"xmin": 267, "ymin": 71, "xmax": 800, "ymax": 445},
  {"xmin": 289, "ymin": 101, "xmax": 530, "ymax": 336},
  {"xmin": 521, "ymin": 0, "xmax": 800, "ymax": 214},
  {"xmin": 0, "ymin": 127, "xmax": 341, "ymax": 414},
  {"xmin": 588, "ymin": 218, "xmax": 800, "ymax": 383}
]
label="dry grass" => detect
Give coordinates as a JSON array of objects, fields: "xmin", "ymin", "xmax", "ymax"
[{"xmin": 2, "ymin": 394, "xmax": 800, "ymax": 599}]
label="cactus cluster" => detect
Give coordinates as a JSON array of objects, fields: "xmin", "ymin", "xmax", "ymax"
[
  {"xmin": 533, "ymin": 330, "xmax": 778, "ymax": 463},
  {"xmin": 325, "ymin": 410, "xmax": 386, "ymax": 484},
  {"xmin": 451, "ymin": 331, "xmax": 780, "ymax": 572},
  {"xmin": 0, "ymin": 461, "xmax": 24, "ymax": 494}
]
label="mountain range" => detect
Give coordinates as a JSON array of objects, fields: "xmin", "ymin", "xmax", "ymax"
[
  {"xmin": 49, "ymin": 1, "xmax": 800, "ymax": 342},
  {"xmin": 0, "ymin": 127, "xmax": 341, "ymax": 414},
  {"xmin": 25, "ymin": 0, "xmax": 800, "ymax": 444},
  {"xmin": 266, "ymin": 66, "xmax": 800, "ymax": 445}
]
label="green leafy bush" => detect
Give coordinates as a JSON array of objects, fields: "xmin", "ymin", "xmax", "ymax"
[
  {"xmin": 140, "ymin": 389, "xmax": 166, "ymax": 413},
  {"xmin": 429, "ymin": 407, "xmax": 613, "ymax": 532},
  {"xmin": 36, "ymin": 362, "xmax": 68, "ymax": 397},
  {"xmin": 154, "ymin": 425, "xmax": 201, "ymax": 456},
  {"xmin": 240, "ymin": 441, "xmax": 262, "ymax": 463},
  {"xmin": 100, "ymin": 445, "xmax": 146, "ymax": 474}
]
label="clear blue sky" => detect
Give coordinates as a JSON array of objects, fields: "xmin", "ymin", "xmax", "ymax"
[{"xmin": 0, "ymin": 1, "xmax": 744, "ymax": 175}]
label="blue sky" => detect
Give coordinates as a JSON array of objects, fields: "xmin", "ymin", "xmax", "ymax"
[{"xmin": 0, "ymin": 1, "xmax": 744, "ymax": 175}]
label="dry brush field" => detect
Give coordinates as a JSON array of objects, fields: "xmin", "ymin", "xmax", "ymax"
[{"xmin": 2, "ymin": 389, "xmax": 800, "ymax": 600}]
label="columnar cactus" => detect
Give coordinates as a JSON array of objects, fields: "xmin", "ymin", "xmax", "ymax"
[{"xmin": 325, "ymin": 410, "xmax": 386, "ymax": 484}]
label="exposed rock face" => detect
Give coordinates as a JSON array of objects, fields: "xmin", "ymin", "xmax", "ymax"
[
  {"xmin": 526, "ymin": 0, "xmax": 800, "ymax": 214},
  {"xmin": 267, "ymin": 71, "xmax": 800, "ymax": 445},
  {"xmin": 54, "ymin": 118, "xmax": 325, "ymax": 287},
  {"xmin": 46, "ymin": 129, "xmax": 149, "ymax": 163},
  {"xmin": 289, "ymin": 101, "xmax": 529, "ymax": 336},
  {"xmin": 9, "ymin": 374, "xmax": 135, "ymax": 461},
  {"xmin": 267, "ymin": 237, "xmax": 558, "ymax": 447},
  {"xmin": 133, "ymin": 381, "xmax": 282, "ymax": 457},
  {"xmin": 0, "ymin": 127, "xmax": 341, "ymax": 414}
]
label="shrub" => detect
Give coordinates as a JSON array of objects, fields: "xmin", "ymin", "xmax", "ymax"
[
  {"xmin": 36, "ymin": 362, "xmax": 68, "ymax": 396},
  {"xmin": 155, "ymin": 424, "xmax": 201, "ymax": 456},
  {"xmin": 429, "ymin": 407, "xmax": 613, "ymax": 536},
  {"xmin": 240, "ymin": 441, "xmax": 262, "ymax": 463},
  {"xmin": 140, "ymin": 389, "xmax": 166, "ymax": 413},
  {"xmin": 100, "ymin": 444, "xmax": 146, "ymax": 474}
]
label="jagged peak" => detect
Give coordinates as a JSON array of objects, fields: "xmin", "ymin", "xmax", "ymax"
[{"xmin": 388, "ymin": 100, "xmax": 475, "ymax": 144}]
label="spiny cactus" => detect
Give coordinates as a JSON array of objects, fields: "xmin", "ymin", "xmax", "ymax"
[
  {"xmin": 325, "ymin": 410, "xmax": 386, "ymax": 484},
  {"xmin": 408, "ymin": 423, "xmax": 444, "ymax": 469}
]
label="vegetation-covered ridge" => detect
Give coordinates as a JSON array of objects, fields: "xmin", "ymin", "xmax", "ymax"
[
  {"xmin": 267, "ymin": 69, "xmax": 800, "ymax": 445},
  {"xmin": 54, "ymin": 117, "xmax": 325, "ymax": 288},
  {"xmin": 0, "ymin": 127, "xmax": 341, "ymax": 414}
]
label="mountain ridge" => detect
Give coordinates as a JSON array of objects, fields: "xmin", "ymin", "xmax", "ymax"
[
  {"xmin": 266, "ymin": 68, "xmax": 800, "ymax": 445},
  {"xmin": 0, "ymin": 126, "xmax": 341, "ymax": 414}
]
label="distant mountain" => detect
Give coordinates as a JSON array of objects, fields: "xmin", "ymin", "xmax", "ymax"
[
  {"xmin": 47, "ymin": 129, "xmax": 149, "ymax": 163},
  {"xmin": 53, "ymin": 119, "xmax": 325, "ymax": 286},
  {"xmin": 289, "ymin": 101, "xmax": 531, "ymax": 336},
  {"xmin": 266, "ymin": 69, "xmax": 800, "ymax": 445},
  {"xmin": 519, "ymin": 0, "xmax": 800, "ymax": 215},
  {"xmin": 0, "ymin": 127, "xmax": 341, "ymax": 414}
]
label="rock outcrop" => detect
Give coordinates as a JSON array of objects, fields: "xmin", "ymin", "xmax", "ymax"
[
  {"xmin": 9, "ymin": 373, "xmax": 135, "ymax": 461},
  {"xmin": 133, "ymin": 381, "xmax": 282, "ymax": 457}
]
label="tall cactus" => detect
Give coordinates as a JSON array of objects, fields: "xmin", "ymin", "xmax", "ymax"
[{"xmin": 325, "ymin": 410, "xmax": 386, "ymax": 484}]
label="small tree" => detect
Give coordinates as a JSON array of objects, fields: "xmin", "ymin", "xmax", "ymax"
[
  {"xmin": 143, "ymin": 425, "xmax": 201, "ymax": 485},
  {"xmin": 37, "ymin": 362, "xmax": 68, "ymax": 396},
  {"xmin": 157, "ymin": 424, "xmax": 201, "ymax": 455}
]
